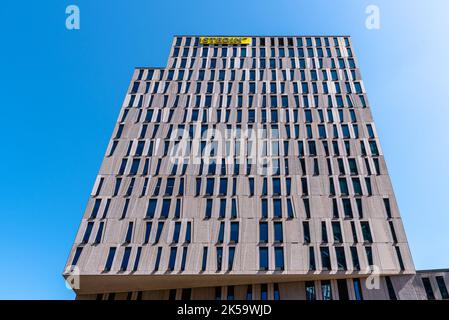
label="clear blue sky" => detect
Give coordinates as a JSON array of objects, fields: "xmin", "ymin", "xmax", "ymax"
[{"xmin": 0, "ymin": 0, "xmax": 448, "ymax": 299}]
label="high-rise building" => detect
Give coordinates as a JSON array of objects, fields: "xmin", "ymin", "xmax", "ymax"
[{"xmin": 64, "ymin": 35, "xmax": 448, "ymax": 300}]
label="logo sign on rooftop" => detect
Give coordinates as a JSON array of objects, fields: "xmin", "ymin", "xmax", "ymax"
[{"xmin": 200, "ymin": 37, "xmax": 251, "ymax": 45}]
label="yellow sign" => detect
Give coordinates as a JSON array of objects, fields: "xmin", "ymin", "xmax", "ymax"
[{"xmin": 200, "ymin": 37, "xmax": 251, "ymax": 45}]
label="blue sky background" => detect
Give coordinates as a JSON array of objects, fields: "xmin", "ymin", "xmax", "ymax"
[{"xmin": 0, "ymin": 0, "xmax": 448, "ymax": 299}]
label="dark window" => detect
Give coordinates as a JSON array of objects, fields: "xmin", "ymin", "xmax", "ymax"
[
  {"xmin": 436, "ymin": 276, "xmax": 449, "ymax": 299},
  {"xmin": 185, "ymin": 222, "xmax": 191, "ymax": 243},
  {"xmin": 351, "ymin": 246, "xmax": 360, "ymax": 270},
  {"xmin": 422, "ymin": 277, "xmax": 435, "ymax": 300},
  {"xmin": 155, "ymin": 222, "xmax": 164, "ymax": 243},
  {"xmin": 181, "ymin": 288, "xmax": 191, "ymax": 300},
  {"xmin": 71, "ymin": 247, "xmax": 83, "ymax": 266},
  {"xmin": 160, "ymin": 199, "xmax": 171, "ymax": 219},
  {"xmin": 259, "ymin": 222, "xmax": 268, "ymax": 243},
  {"xmin": 180, "ymin": 247, "xmax": 188, "ymax": 271},
  {"xmin": 201, "ymin": 247, "xmax": 208, "ymax": 271},
  {"xmin": 146, "ymin": 199, "xmax": 157, "ymax": 219},
  {"xmin": 154, "ymin": 247, "xmax": 162, "ymax": 271},
  {"xmin": 120, "ymin": 247, "xmax": 131, "ymax": 271},
  {"xmin": 385, "ymin": 276, "xmax": 397, "ymax": 300},
  {"xmin": 124, "ymin": 222, "xmax": 133, "ymax": 243},
  {"xmin": 261, "ymin": 199, "xmax": 268, "ymax": 218},
  {"xmin": 303, "ymin": 222, "xmax": 310, "ymax": 243},
  {"xmin": 361, "ymin": 221, "xmax": 373, "ymax": 243},
  {"xmin": 227, "ymin": 286, "xmax": 235, "ymax": 300},
  {"xmin": 168, "ymin": 247, "xmax": 177, "ymax": 271},
  {"xmin": 273, "ymin": 199, "xmax": 282, "ymax": 218},
  {"xmin": 230, "ymin": 222, "xmax": 239, "ymax": 243},
  {"xmin": 337, "ymin": 279, "xmax": 349, "ymax": 300},
  {"xmin": 144, "ymin": 222, "xmax": 152, "ymax": 243},
  {"xmin": 261, "ymin": 284, "xmax": 268, "ymax": 300},
  {"xmin": 275, "ymin": 247, "xmax": 284, "ymax": 270},
  {"xmin": 335, "ymin": 247, "xmax": 347, "ymax": 270},
  {"xmin": 309, "ymin": 247, "xmax": 316, "ymax": 271},
  {"xmin": 332, "ymin": 221, "xmax": 343, "ymax": 243},
  {"xmin": 104, "ymin": 247, "xmax": 116, "ymax": 271},
  {"xmin": 82, "ymin": 222, "xmax": 93, "ymax": 244},
  {"xmin": 273, "ymin": 284, "xmax": 280, "ymax": 300},
  {"xmin": 205, "ymin": 199, "xmax": 213, "ymax": 219},
  {"xmin": 320, "ymin": 247, "xmax": 331, "ymax": 270},
  {"xmin": 172, "ymin": 222, "xmax": 181, "ymax": 243},
  {"xmin": 383, "ymin": 198, "xmax": 392, "ymax": 218},
  {"xmin": 274, "ymin": 222, "xmax": 283, "ymax": 242},
  {"xmin": 228, "ymin": 247, "xmax": 235, "ymax": 271},
  {"xmin": 305, "ymin": 281, "xmax": 316, "ymax": 300},
  {"xmin": 259, "ymin": 247, "xmax": 269, "ymax": 270},
  {"xmin": 246, "ymin": 286, "xmax": 253, "ymax": 300}
]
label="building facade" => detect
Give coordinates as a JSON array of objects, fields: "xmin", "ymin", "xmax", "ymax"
[{"xmin": 64, "ymin": 35, "xmax": 448, "ymax": 300}]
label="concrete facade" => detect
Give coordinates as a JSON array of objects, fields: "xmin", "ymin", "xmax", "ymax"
[{"xmin": 64, "ymin": 35, "xmax": 448, "ymax": 300}]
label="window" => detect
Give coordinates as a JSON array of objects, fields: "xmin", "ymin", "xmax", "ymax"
[
  {"xmin": 321, "ymin": 280, "xmax": 332, "ymax": 300},
  {"xmin": 273, "ymin": 284, "xmax": 280, "ymax": 300},
  {"xmin": 332, "ymin": 222, "xmax": 343, "ymax": 243},
  {"xmin": 146, "ymin": 199, "xmax": 157, "ymax": 219},
  {"xmin": 94, "ymin": 222, "xmax": 104, "ymax": 244},
  {"xmin": 337, "ymin": 279, "xmax": 349, "ymax": 300},
  {"xmin": 274, "ymin": 222, "xmax": 283, "ymax": 243},
  {"xmin": 172, "ymin": 222, "xmax": 181, "ymax": 243},
  {"xmin": 383, "ymin": 198, "xmax": 392, "ymax": 218},
  {"xmin": 185, "ymin": 222, "xmax": 191, "ymax": 243},
  {"xmin": 228, "ymin": 247, "xmax": 235, "ymax": 271},
  {"xmin": 120, "ymin": 247, "xmax": 131, "ymax": 271},
  {"xmin": 342, "ymin": 198, "xmax": 353, "ymax": 218},
  {"xmin": 181, "ymin": 288, "xmax": 191, "ymax": 300},
  {"xmin": 353, "ymin": 279, "xmax": 364, "ymax": 300},
  {"xmin": 154, "ymin": 222, "xmax": 164, "ymax": 243},
  {"xmin": 259, "ymin": 222, "xmax": 268, "ymax": 243},
  {"xmin": 205, "ymin": 199, "xmax": 213, "ymax": 219},
  {"xmin": 303, "ymin": 222, "xmax": 310, "ymax": 243},
  {"xmin": 361, "ymin": 222, "xmax": 373, "ymax": 243},
  {"xmin": 104, "ymin": 247, "xmax": 116, "ymax": 271},
  {"xmin": 261, "ymin": 199, "xmax": 268, "ymax": 218},
  {"xmin": 124, "ymin": 222, "xmax": 133, "ymax": 243},
  {"xmin": 422, "ymin": 277, "xmax": 435, "ymax": 300},
  {"xmin": 246, "ymin": 286, "xmax": 253, "ymax": 300},
  {"xmin": 180, "ymin": 247, "xmax": 188, "ymax": 271},
  {"xmin": 275, "ymin": 247, "xmax": 284, "ymax": 270},
  {"xmin": 320, "ymin": 247, "xmax": 331, "ymax": 270},
  {"xmin": 219, "ymin": 178, "xmax": 227, "ymax": 195},
  {"xmin": 321, "ymin": 222, "xmax": 328, "ymax": 243},
  {"xmin": 230, "ymin": 222, "xmax": 239, "ymax": 243},
  {"xmin": 260, "ymin": 284, "xmax": 268, "ymax": 300},
  {"xmin": 385, "ymin": 276, "xmax": 397, "ymax": 300},
  {"xmin": 287, "ymin": 199, "xmax": 294, "ymax": 219},
  {"xmin": 351, "ymin": 246, "xmax": 360, "ymax": 270},
  {"xmin": 216, "ymin": 247, "xmax": 223, "ymax": 271},
  {"xmin": 71, "ymin": 247, "xmax": 83, "ymax": 266},
  {"xmin": 227, "ymin": 286, "xmax": 235, "ymax": 300},
  {"xmin": 82, "ymin": 222, "xmax": 93, "ymax": 244},
  {"xmin": 273, "ymin": 199, "xmax": 282, "ymax": 218},
  {"xmin": 133, "ymin": 247, "xmax": 142, "ymax": 271},
  {"xmin": 335, "ymin": 247, "xmax": 347, "ymax": 270},
  {"xmin": 259, "ymin": 247, "xmax": 269, "ymax": 270},
  {"xmin": 305, "ymin": 281, "xmax": 316, "ymax": 300},
  {"xmin": 309, "ymin": 247, "xmax": 316, "ymax": 271},
  {"xmin": 201, "ymin": 247, "xmax": 208, "ymax": 271},
  {"xmin": 273, "ymin": 178, "xmax": 281, "ymax": 195},
  {"xmin": 436, "ymin": 276, "xmax": 449, "ymax": 299},
  {"xmin": 206, "ymin": 178, "xmax": 214, "ymax": 195}
]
